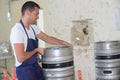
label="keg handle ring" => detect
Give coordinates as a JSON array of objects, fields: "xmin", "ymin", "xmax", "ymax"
[{"xmin": 103, "ymin": 70, "xmax": 112, "ymax": 75}]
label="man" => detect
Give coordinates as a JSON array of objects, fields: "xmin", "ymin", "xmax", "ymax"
[{"xmin": 10, "ymin": 1, "xmax": 72, "ymax": 80}]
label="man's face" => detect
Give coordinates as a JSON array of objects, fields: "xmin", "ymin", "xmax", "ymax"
[{"xmin": 28, "ymin": 7, "xmax": 39, "ymax": 24}]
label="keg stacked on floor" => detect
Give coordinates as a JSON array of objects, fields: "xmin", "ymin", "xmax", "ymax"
[
  {"xmin": 94, "ymin": 41, "xmax": 120, "ymax": 80},
  {"xmin": 42, "ymin": 46, "xmax": 74, "ymax": 80}
]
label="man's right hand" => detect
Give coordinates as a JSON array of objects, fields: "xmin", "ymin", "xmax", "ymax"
[{"xmin": 35, "ymin": 48, "xmax": 45, "ymax": 55}]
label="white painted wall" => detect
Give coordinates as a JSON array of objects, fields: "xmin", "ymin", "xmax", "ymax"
[
  {"xmin": 37, "ymin": 9, "xmax": 45, "ymax": 48},
  {"xmin": 41, "ymin": 0, "xmax": 120, "ymax": 42}
]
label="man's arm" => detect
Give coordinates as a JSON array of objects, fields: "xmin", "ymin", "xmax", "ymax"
[
  {"xmin": 14, "ymin": 43, "xmax": 44, "ymax": 63},
  {"xmin": 37, "ymin": 32, "xmax": 73, "ymax": 47}
]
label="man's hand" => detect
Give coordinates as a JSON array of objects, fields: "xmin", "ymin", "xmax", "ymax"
[{"xmin": 35, "ymin": 48, "xmax": 45, "ymax": 55}]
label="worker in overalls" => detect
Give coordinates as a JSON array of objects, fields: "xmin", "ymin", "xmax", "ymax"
[{"xmin": 10, "ymin": 1, "xmax": 73, "ymax": 80}]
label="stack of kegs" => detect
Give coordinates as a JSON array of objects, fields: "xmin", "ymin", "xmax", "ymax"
[
  {"xmin": 94, "ymin": 41, "xmax": 120, "ymax": 80},
  {"xmin": 42, "ymin": 46, "xmax": 74, "ymax": 80}
]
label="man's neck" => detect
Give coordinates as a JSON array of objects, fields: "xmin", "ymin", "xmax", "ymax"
[{"xmin": 21, "ymin": 18, "xmax": 30, "ymax": 30}]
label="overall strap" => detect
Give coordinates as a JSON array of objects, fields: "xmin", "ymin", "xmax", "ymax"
[
  {"xmin": 31, "ymin": 27, "xmax": 37, "ymax": 38},
  {"xmin": 20, "ymin": 20, "xmax": 29, "ymax": 38}
]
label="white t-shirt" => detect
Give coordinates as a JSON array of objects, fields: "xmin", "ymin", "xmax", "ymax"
[{"xmin": 10, "ymin": 22, "xmax": 41, "ymax": 67}]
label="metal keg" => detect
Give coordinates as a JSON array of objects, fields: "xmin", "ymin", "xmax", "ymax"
[
  {"xmin": 94, "ymin": 41, "xmax": 120, "ymax": 80},
  {"xmin": 42, "ymin": 46, "xmax": 74, "ymax": 80},
  {"xmin": 94, "ymin": 41, "xmax": 120, "ymax": 68}
]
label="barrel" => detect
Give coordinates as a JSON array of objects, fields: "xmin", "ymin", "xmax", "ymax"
[
  {"xmin": 94, "ymin": 41, "xmax": 120, "ymax": 80},
  {"xmin": 42, "ymin": 46, "xmax": 74, "ymax": 80}
]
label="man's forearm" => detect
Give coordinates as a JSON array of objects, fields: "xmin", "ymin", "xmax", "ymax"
[
  {"xmin": 45, "ymin": 36, "xmax": 73, "ymax": 47},
  {"xmin": 17, "ymin": 49, "xmax": 37, "ymax": 63},
  {"xmin": 17, "ymin": 48, "xmax": 44, "ymax": 63},
  {"xmin": 37, "ymin": 32, "xmax": 73, "ymax": 47}
]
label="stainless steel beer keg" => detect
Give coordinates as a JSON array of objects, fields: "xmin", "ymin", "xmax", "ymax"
[
  {"xmin": 42, "ymin": 46, "xmax": 74, "ymax": 80},
  {"xmin": 94, "ymin": 41, "xmax": 120, "ymax": 80}
]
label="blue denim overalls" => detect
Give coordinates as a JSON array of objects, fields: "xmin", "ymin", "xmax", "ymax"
[{"xmin": 16, "ymin": 20, "xmax": 43, "ymax": 80}]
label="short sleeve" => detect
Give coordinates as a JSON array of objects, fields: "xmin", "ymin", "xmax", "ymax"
[
  {"xmin": 32, "ymin": 25, "xmax": 41, "ymax": 35},
  {"xmin": 10, "ymin": 26, "xmax": 24, "ymax": 44}
]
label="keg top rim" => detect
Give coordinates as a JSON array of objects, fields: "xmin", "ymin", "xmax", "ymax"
[
  {"xmin": 94, "ymin": 41, "xmax": 120, "ymax": 44},
  {"xmin": 45, "ymin": 46, "xmax": 72, "ymax": 50}
]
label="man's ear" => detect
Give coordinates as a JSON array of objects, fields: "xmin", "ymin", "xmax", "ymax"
[{"xmin": 25, "ymin": 10, "xmax": 30, "ymax": 16}]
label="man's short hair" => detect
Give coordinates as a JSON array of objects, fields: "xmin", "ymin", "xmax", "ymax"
[{"xmin": 21, "ymin": 1, "xmax": 40, "ymax": 16}]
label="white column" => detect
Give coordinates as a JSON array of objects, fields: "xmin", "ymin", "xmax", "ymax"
[{"xmin": 37, "ymin": 9, "xmax": 45, "ymax": 48}]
